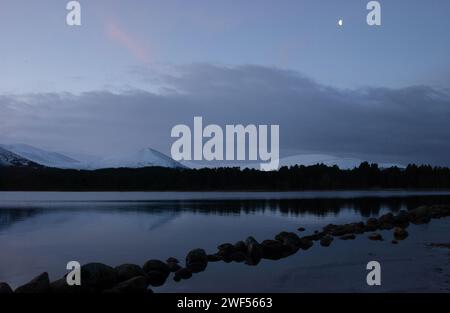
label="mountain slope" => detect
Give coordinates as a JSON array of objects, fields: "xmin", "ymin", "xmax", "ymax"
[
  {"xmin": 0, "ymin": 144, "xmax": 82, "ymax": 169},
  {"xmin": 0, "ymin": 147, "xmax": 37, "ymax": 167},
  {"xmin": 91, "ymin": 148, "xmax": 185, "ymax": 169}
]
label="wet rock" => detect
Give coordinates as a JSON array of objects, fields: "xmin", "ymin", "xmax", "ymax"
[
  {"xmin": 378, "ymin": 213, "xmax": 395, "ymax": 229},
  {"xmin": 245, "ymin": 236, "xmax": 262, "ymax": 265},
  {"xmin": 166, "ymin": 257, "xmax": 179, "ymax": 264},
  {"xmin": 207, "ymin": 254, "xmax": 222, "ymax": 262},
  {"xmin": 115, "ymin": 264, "xmax": 146, "ymax": 282},
  {"xmin": 143, "ymin": 260, "xmax": 170, "ymax": 286},
  {"xmin": 298, "ymin": 237, "xmax": 314, "ymax": 250},
  {"xmin": 15, "ymin": 272, "xmax": 50, "ymax": 294},
  {"xmin": 409, "ymin": 206, "xmax": 432, "ymax": 224},
  {"xmin": 392, "ymin": 240, "xmax": 398, "ymax": 244},
  {"xmin": 320, "ymin": 235, "xmax": 333, "ymax": 247},
  {"xmin": 50, "ymin": 278, "xmax": 84, "ymax": 294},
  {"xmin": 167, "ymin": 262, "xmax": 182, "ymax": 273},
  {"xmin": 302, "ymin": 231, "xmax": 326, "ymax": 241},
  {"xmin": 368, "ymin": 233, "xmax": 383, "ymax": 241},
  {"xmin": 275, "ymin": 232, "xmax": 301, "ymax": 253},
  {"xmin": 231, "ymin": 252, "xmax": 246, "ymax": 263},
  {"xmin": 324, "ymin": 223, "xmax": 364, "ymax": 236},
  {"xmin": 186, "ymin": 249, "xmax": 208, "ymax": 273},
  {"xmin": 103, "ymin": 276, "xmax": 149, "ymax": 294},
  {"xmin": 146, "ymin": 271, "xmax": 168, "ymax": 287},
  {"xmin": 339, "ymin": 234, "xmax": 356, "ymax": 240},
  {"xmin": 143, "ymin": 260, "xmax": 170, "ymax": 276},
  {"xmin": 0, "ymin": 282, "xmax": 13, "ymax": 294},
  {"xmin": 393, "ymin": 210, "xmax": 410, "ymax": 227},
  {"xmin": 234, "ymin": 241, "xmax": 247, "ymax": 253},
  {"xmin": 261, "ymin": 240, "xmax": 285, "ymax": 260},
  {"xmin": 365, "ymin": 218, "xmax": 380, "ymax": 231},
  {"xmin": 393, "ymin": 227, "xmax": 409, "ymax": 240},
  {"xmin": 297, "ymin": 227, "xmax": 306, "ymax": 232},
  {"xmin": 80, "ymin": 263, "xmax": 118, "ymax": 292},
  {"xmin": 217, "ymin": 243, "xmax": 235, "ymax": 262},
  {"xmin": 174, "ymin": 268, "xmax": 192, "ymax": 282}
]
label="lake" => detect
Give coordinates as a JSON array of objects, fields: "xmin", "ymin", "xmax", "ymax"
[{"xmin": 1, "ymin": 191, "xmax": 450, "ymax": 292}]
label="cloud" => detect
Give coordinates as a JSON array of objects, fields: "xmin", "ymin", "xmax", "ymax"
[
  {"xmin": 1, "ymin": 64, "xmax": 450, "ymax": 166},
  {"xmin": 105, "ymin": 18, "xmax": 152, "ymax": 64}
]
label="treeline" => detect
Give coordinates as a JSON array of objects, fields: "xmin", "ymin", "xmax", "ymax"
[{"xmin": 1, "ymin": 162, "xmax": 450, "ymax": 191}]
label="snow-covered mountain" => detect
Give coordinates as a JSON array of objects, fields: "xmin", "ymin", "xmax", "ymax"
[
  {"xmin": 0, "ymin": 144, "xmax": 82, "ymax": 169},
  {"xmin": 0, "ymin": 147, "xmax": 37, "ymax": 167},
  {"xmin": 0, "ymin": 144, "xmax": 185, "ymax": 170},
  {"xmin": 90, "ymin": 148, "xmax": 185, "ymax": 169}
]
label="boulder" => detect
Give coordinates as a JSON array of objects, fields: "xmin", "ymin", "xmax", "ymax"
[
  {"xmin": 320, "ymin": 236, "xmax": 333, "ymax": 247},
  {"xmin": 80, "ymin": 263, "xmax": 118, "ymax": 292},
  {"xmin": 174, "ymin": 268, "xmax": 192, "ymax": 282},
  {"xmin": 393, "ymin": 210, "xmax": 410, "ymax": 227},
  {"xmin": 115, "ymin": 264, "xmax": 146, "ymax": 282},
  {"xmin": 167, "ymin": 262, "xmax": 182, "ymax": 273},
  {"xmin": 143, "ymin": 260, "xmax": 170, "ymax": 276},
  {"xmin": 0, "ymin": 282, "xmax": 13, "ymax": 294},
  {"xmin": 409, "ymin": 206, "xmax": 432, "ymax": 224},
  {"xmin": 339, "ymin": 234, "xmax": 356, "ymax": 240},
  {"xmin": 103, "ymin": 276, "xmax": 149, "ymax": 294},
  {"xmin": 261, "ymin": 240, "xmax": 285, "ymax": 260},
  {"xmin": 393, "ymin": 227, "xmax": 409, "ymax": 240},
  {"xmin": 378, "ymin": 213, "xmax": 395, "ymax": 229},
  {"xmin": 146, "ymin": 271, "xmax": 168, "ymax": 287},
  {"xmin": 166, "ymin": 257, "xmax": 179, "ymax": 264},
  {"xmin": 207, "ymin": 254, "xmax": 222, "ymax": 262},
  {"xmin": 275, "ymin": 232, "xmax": 301, "ymax": 253},
  {"xmin": 297, "ymin": 227, "xmax": 306, "ymax": 232},
  {"xmin": 186, "ymin": 249, "xmax": 208, "ymax": 273},
  {"xmin": 392, "ymin": 240, "xmax": 399, "ymax": 244},
  {"xmin": 230, "ymin": 252, "xmax": 246, "ymax": 263},
  {"xmin": 368, "ymin": 233, "xmax": 383, "ymax": 241},
  {"xmin": 217, "ymin": 243, "xmax": 235, "ymax": 262},
  {"xmin": 245, "ymin": 236, "xmax": 262, "ymax": 266},
  {"xmin": 365, "ymin": 218, "xmax": 380, "ymax": 231},
  {"xmin": 15, "ymin": 272, "xmax": 50, "ymax": 294},
  {"xmin": 234, "ymin": 241, "xmax": 247, "ymax": 253}
]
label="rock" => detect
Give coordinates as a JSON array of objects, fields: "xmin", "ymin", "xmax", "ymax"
[
  {"xmin": 103, "ymin": 276, "xmax": 149, "ymax": 294},
  {"xmin": 320, "ymin": 236, "xmax": 333, "ymax": 247},
  {"xmin": 392, "ymin": 240, "xmax": 398, "ymax": 244},
  {"xmin": 217, "ymin": 243, "xmax": 235, "ymax": 262},
  {"xmin": 378, "ymin": 213, "xmax": 395, "ymax": 229},
  {"xmin": 186, "ymin": 249, "xmax": 208, "ymax": 273},
  {"xmin": 245, "ymin": 236, "xmax": 262, "ymax": 265},
  {"xmin": 115, "ymin": 264, "xmax": 146, "ymax": 282},
  {"xmin": 339, "ymin": 234, "xmax": 356, "ymax": 240},
  {"xmin": 324, "ymin": 222, "xmax": 364, "ymax": 236},
  {"xmin": 167, "ymin": 262, "xmax": 182, "ymax": 273},
  {"xmin": 298, "ymin": 237, "xmax": 314, "ymax": 250},
  {"xmin": 261, "ymin": 240, "xmax": 285, "ymax": 260},
  {"xmin": 231, "ymin": 252, "xmax": 246, "ymax": 263},
  {"xmin": 368, "ymin": 233, "xmax": 383, "ymax": 241},
  {"xmin": 146, "ymin": 271, "xmax": 168, "ymax": 287},
  {"xmin": 365, "ymin": 218, "xmax": 380, "ymax": 231},
  {"xmin": 143, "ymin": 260, "xmax": 170, "ymax": 277},
  {"xmin": 393, "ymin": 210, "xmax": 410, "ymax": 227},
  {"xmin": 409, "ymin": 206, "xmax": 432, "ymax": 224},
  {"xmin": 15, "ymin": 272, "xmax": 50, "ymax": 294},
  {"xmin": 393, "ymin": 227, "xmax": 408, "ymax": 240},
  {"xmin": 234, "ymin": 241, "xmax": 247, "ymax": 253},
  {"xmin": 166, "ymin": 257, "xmax": 179, "ymax": 264},
  {"xmin": 207, "ymin": 254, "xmax": 222, "ymax": 262},
  {"xmin": 50, "ymin": 278, "xmax": 84, "ymax": 294},
  {"xmin": 297, "ymin": 227, "xmax": 306, "ymax": 232},
  {"xmin": 302, "ymin": 231, "xmax": 325, "ymax": 241},
  {"xmin": 0, "ymin": 282, "xmax": 13, "ymax": 294},
  {"xmin": 275, "ymin": 232, "xmax": 301, "ymax": 253},
  {"xmin": 79, "ymin": 263, "xmax": 118, "ymax": 292},
  {"xmin": 174, "ymin": 268, "xmax": 192, "ymax": 281}
]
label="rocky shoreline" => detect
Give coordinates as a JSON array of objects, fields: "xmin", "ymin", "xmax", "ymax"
[{"xmin": 1, "ymin": 204, "xmax": 449, "ymax": 294}]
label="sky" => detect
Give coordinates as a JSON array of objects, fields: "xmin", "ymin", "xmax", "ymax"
[{"xmin": 0, "ymin": 0, "xmax": 450, "ymax": 166}]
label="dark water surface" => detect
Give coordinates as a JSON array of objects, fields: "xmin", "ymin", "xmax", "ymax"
[{"xmin": 1, "ymin": 191, "xmax": 450, "ymax": 292}]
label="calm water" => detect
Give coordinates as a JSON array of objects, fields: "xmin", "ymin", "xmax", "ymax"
[{"xmin": 1, "ymin": 191, "xmax": 450, "ymax": 292}]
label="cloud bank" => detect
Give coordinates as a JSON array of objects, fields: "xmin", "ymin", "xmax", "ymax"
[{"xmin": 1, "ymin": 64, "xmax": 449, "ymax": 166}]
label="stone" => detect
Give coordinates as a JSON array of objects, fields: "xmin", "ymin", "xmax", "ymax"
[
  {"xmin": 297, "ymin": 227, "xmax": 306, "ymax": 232},
  {"xmin": 174, "ymin": 268, "xmax": 192, "ymax": 281},
  {"xmin": 320, "ymin": 236, "xmax": 333, "ymax": 247},
  {"xmin": 261, "ymin": 240, "xmax": 285, "ymax": 260},
  {"xmin": 103, "ymin": 276, "xmax": 149, "ymax": 293},
  {"xmin": 393, "ymin": 227, "xmax": 408, "ymax": 240},
  {"xmin": 186, "ymin": 249, "xmax": 208, "ymax": 273},
  {"xmin": 146, "ymin": 271, "xmax": 168, "ymax": 287},
  {"xmin": 368, "ymin": 233, "xmax": 383, "ymax": 241},
  {"xmin": 115, "ymin": 264, "xmax": 146, "ymax": 282},
  {"xmin": 143, "ymin": 260, "xmax": 170, "ymax": 276},
  {"xmin": 15, "ymin": 272, "xmax": 51, "ymax": 294},
  {"xmin": 166, "ymin": 257, "xmax": 179, "ymax": 264},
  {"xmin": 339, "ymin": 234, "xmax": 356, "ymax": 240},
  {"xmin": 79, "ymin": 263, "xmax": 118, "ymax": 291},
  {"xmin": 234, "ymin": 241, "xmax": 247, "ymax": 253}
]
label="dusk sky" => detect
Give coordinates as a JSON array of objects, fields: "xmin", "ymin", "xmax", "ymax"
[{"xmin": 1, "ymin": 0, "xmax": 450, "ymax": 166}]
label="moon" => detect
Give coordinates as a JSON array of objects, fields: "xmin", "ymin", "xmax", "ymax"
[{"xmin": 338, "ymin": 19, "xmax": 343, "ymax": 27}]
